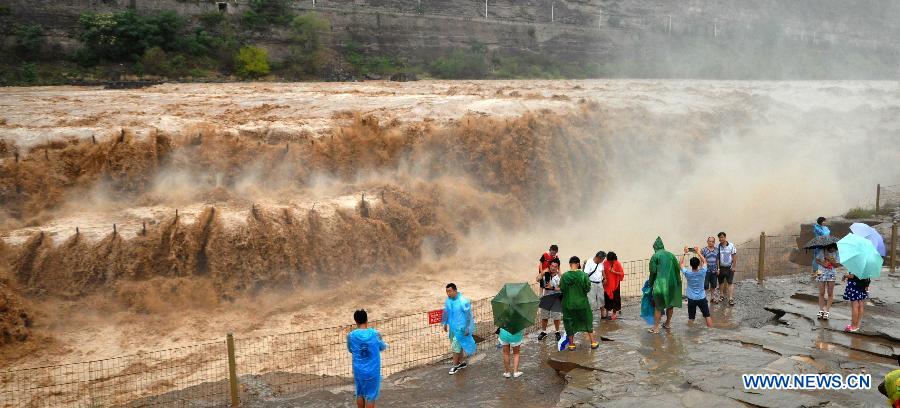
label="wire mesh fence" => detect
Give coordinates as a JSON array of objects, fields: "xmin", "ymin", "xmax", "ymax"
[
  {"xmin": 230, "ymin": 283, "xmax": 544, "ymax": 403},
  {"xmin": 0, "ymin": 341, "xmax": 229, "ymax": 408},
  {"xmin": 734, "ymin": 234, "xmax": 806, "ymax": 281},
  {"xmin": 878, "ymin": 184, "xmax": 900, "ymax": 214},
  {"xmin": 0, "ymin": 230, "xmax": 832, "ymax": 407}
]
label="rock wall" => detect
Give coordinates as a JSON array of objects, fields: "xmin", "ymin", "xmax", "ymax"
[{"xmin": 4, "ymin": 0, "xmax": 900, "ymax": 70}]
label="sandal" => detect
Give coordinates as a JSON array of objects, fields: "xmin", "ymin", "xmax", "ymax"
[
  {"xmin": 728, "ymin": 298, "xmax": 735, "ymax": 306},
  {"xmin": 662, "ymin": 323, "xmax": 671, "ymax": 330},
  {"xmin": 590, "ymin": 342, "xmax": 600, "ymax": 349},
  {"xmin": 567, "ymin": 344, "xmax": 576, "ymax": 351},
  {"xmin": 822, "ymin": 311, "xmax": 829, "ymax": 320},
  {"xmin": 816, "ymin": 310, "xmax": 824, "ymax": 320},
  {"xmin": 843, "ymin": 325, "xmax": 859, "ymax": 333},
  {"xmin": 647, "ymin": 328, "xmax": 659, "ymax": 334}
]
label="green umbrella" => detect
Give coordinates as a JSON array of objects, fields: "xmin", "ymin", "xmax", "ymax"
[
  {"xmin": 491, "ymin": 283, "xmax": 540, "ymax": 334},
  {"xmin": 837, "ymin": 233, "xmax": 883, "ymax": 279}
]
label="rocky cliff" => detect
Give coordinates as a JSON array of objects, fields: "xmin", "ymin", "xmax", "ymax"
[{"xmin": 4, "ymin": 0, "xmax": 900, "ymax": 78}]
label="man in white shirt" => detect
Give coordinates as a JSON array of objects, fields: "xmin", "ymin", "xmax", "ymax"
[
  {"xmin": 583, "ymin": 251, "xmax": 606, "ymax": 318},
  {"xmin": 716, "ymin": 232, "xmax": 738, "ymax": 306}
]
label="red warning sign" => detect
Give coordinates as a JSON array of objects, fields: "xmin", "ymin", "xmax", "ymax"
[{"xmin": 428, "ymin": 309, "xmax": 444, "ymax": 325}]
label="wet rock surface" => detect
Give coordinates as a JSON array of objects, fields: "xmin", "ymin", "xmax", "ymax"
[
  {"xmin": 248, "ymin": 341, "xmax": 566, "ymax": 408},
  {"xmin": 552, "ymin": 273, "xmax": 899, "ymax": 408},
  {"xmin": 244, "ymin": 272, "xmax": 899, "ymax": 407}
]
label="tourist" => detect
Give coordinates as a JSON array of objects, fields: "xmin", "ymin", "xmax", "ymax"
[
  {"xmin": 602, "ymin": 251, "xmax": 624, "ymax": 321},
  {"xmin": 442, "ymin": 283, "xmax": 476, "ymax": 374},
  {"xmin": 681, "ymin": 247, "xmax": 713, "ymax": 328},
  {"xmin": 347, "ymin": 309, "xmax": 387, "ymax": 408},
  {"xmin": 582, "ymin": 251, "xmax": 606, "ymax": 316},
  {"xmin": 701, "ymin": 237, "xmax": 720, "ymax": 303},
  {"xmin": 559, "ymin": 256, "xmax": 598, "ymax": 350},
  {"xmin": 538, "ymin": 244, "xmax": 560, "ymax": 274},
  {"xmin": 716, "ymin": 232, "xmax": 738, "ymax": 306},
  {"xmin": 498, "ymin": 328, "xmax": 524, "ymax": 378},
  {"xmin": 842, "ymin": 271, "xmax": 870, "ymax": 333},
  {"xmin": 648, "ymin": 237, "xmax": 682, "ymax": 334},
  {"xmin": 814, "ymin": 243, "xmax": 839, "ymax": 320},
  {"xmin": 536, "ymin": 259, "xmax": 563, "ymax": 342},
  {"xmin": 812, "ymin": 217, "xmax": 830, "ymax": 275}
]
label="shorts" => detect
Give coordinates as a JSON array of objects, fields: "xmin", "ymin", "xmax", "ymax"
[
  {"xmin": 717, "ymin": 265, "xmax": 734, "ymax": 284},
  {"xmin": 704, "ymin": 271, "xmax": 718, "ymax": 290},
  {"xmin": 687, "ymin": 298, "xmax": 710, "ymax": 320},
  {"xmin": 499, "ymin": 338, "xmax": 523, "ymax": 347},
  {"xmin": 539, "ymin": 307, "xmax": 562, "ymax": 321},
  {"xmin": 450, "ymin": 335, "xmax": 462, "ymax": 353},
  {"xmin": 354, "ymin": 376, "xmax": 381, "ymax": 401},
  {"xmin": 816, "ymin": 268, "xmax": 836, "ymax": 282},
  {"xmin": 603, "ymin": 288, "xmax": 621, "ymax": 312}
]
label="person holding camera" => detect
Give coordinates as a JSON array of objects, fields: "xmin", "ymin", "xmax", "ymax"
[
  {"xmin": 535, "ymin": 258, "xmax": 563, "ymax": 342},
  {"xmin": 681, "ymin": 247, "xmax": 713, "ymax": 328}
]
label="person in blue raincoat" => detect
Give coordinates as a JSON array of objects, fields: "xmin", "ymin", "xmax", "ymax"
[
  {"xmin": 442, "ymin": 282, "xmax": 476, "ymax": 375},
  {"xmin": 347, "ymin": 309, "xmax": 387, "ymax": 408},
  {"xmin": 813, "ymin": 217, "xmax": 830, "ymax": 273}
]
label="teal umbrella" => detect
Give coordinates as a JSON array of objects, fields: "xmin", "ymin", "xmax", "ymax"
[
  {"xmin": 491, "ymin": 283, "xmax": 540, "ymax": 334},
  {"xmin": 837, "ymin": 233, "xmax": 883, "ymax": 279}
]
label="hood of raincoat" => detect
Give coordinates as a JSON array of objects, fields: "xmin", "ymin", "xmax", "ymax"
[
  {"xmin": 349, "ymin": 327, "xmax": 378, "ymax": 343},
  {"xmin": 653, "ymin": 237, "xmax": 665, "ymax": 252}
]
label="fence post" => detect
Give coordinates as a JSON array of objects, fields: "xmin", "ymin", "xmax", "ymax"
[
  {"xmin": 875, "ymin": 183, "xmax": 881, "ymax": 214},
  {"xmin": 891, "ymin": 222, "xmax": 897, "ymax": 275},
  {"xmin": 757, "ymin": 232, "xmax": 766, "ymax": 285},
  {"xmin": 226, "ymin": 333, "xmax": 239, "ymax": 407}
]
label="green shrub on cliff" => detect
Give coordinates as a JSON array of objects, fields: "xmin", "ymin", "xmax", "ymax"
[
  {"xmin": 75, "ymin": 10, "xmax": 183, "ymax": 64},
  {"xmin": 139, "ymin": 46, "xmax": 189, "ymax": 78},
  {"xmin": 285, "ymin": 12, "xmax": 331, "ymax": 76},
  {"xmin": 344, "ymin": 40, "xmax": 405, "ymax": 76},
  {"xmin": 234, "ymin": 46, "xmax": 270, "ymax": 78},
  {"xmin": 428, "ymin": 44, "xmax": 488, "ymax": 79},
  {"xmin": 14, "ymin": 24, "xmax": 45, "ymax": 59},
  {"xmin": 243, "ymin": 0, "xmax": 294, "ymax": 30},
  {"xmin": 844, "ymin": 207, "xmax": 876, "ymax": 219}
]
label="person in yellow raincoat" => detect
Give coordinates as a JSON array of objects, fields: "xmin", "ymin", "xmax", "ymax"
[
  {"xmin": 879, "ymin": 369, "xmax": 900, "ymax": 408},
  {"xmin": 648, "ymin": 237, "xmax": 682, "ymax": 333}
]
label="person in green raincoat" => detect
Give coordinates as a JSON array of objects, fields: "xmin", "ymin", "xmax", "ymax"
[
  {"xmin": 559, "ymin": 256, "xmax": 599, "ymax": 350},
  {"xmin": 648, "ymin": 237, "xmax": 682, "ymax": 333}
]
